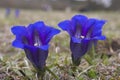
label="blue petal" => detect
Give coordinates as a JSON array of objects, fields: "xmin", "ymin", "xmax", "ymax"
[
  {"xmin": 92, "ymin": 20, "xmax": 106, "ymax": 33},
  {"xmin": 72, "ymin": 15, "xmax": 88, "ymax": 29},
  {"xmin": 82, "ymin": 18, "xmax": 97, "ymax": 36},
  {"xmin": 45, "ymin": 26, "xmax": 60, "ymax": 44},
  {"xmin": 93, "ymin": 36, "xmax": 106, "ymax": 40},
  {"xmin": 72, "ymin": 15, "xmax": 88, "ymax": 38},
  {"xmin": 27, "ymin": 21, "xmax": 45, "ymax": 36},
  {"xmin": 12, "ymin": 40, "xmax": 24, "ymax": 49},
  {"xmin": 71, "ymin": 37, "xmax": 82, "ymax": 43},
  {"xmin": 91, "ymin": 30, "xmax": 102, "ymax": 37},
  {"xmin": 71, "ymin": 37, "xmax": 90, "ymax": 44},
  {"xmin": 27, "ymin": 21, "xmax": 46, "ymax": 45},
  {"xmin": 32, "ymin": 21, "xmax": 45, "ymax": 28},
  {"xmin": 31, "ymin": 21, "xmax": 45, "ymax": 30},
  {"xmin": 39, "ymin": 44, "xmax": 49, "ymax": 50},
  {"xmin": 72, "ymin": 15, "xmax": 88, "ymax": 27},
  {"xmin": 28, "ymin": 21, "xmax": 60, "ymax": 45},
  {"xmin": 11, "ymin": 26, "xmax": 27, "ymax": 36},
  {"xmin": 11, "ymin": 26, "xmax": 29, "ymax": 49},
  {"xmin": 58, "ymin": 20, "xmax": 74, "ymax": 36}
]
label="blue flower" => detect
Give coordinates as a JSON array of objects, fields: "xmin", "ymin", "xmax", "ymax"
[
  {"xmin": 15, "ymin": 9, "xmax": 20, "ymax": 18},
  {"xmin": 5, "ymin": 8, "xmax": 11, "ymax": 17},
  {"xmin": 11, "ymin": 21, "xmax": 60, "ymax": 70},
  {"xmin": 58, "ymin": 15, "xmax": 106, "ymax": 66}
]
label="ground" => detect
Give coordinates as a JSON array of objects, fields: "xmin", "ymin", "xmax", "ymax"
[{"xmin": 0, "ymin": 8, "xmax": 120, "ymax": 80}]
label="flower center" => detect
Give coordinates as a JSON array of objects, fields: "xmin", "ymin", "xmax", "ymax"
[
  {"xmin": 80, "ymin": 35, "xmax": 85, "ymax": 39},
  {"xmin": 34, "ymin": 30, "xmax": 42, "ymax": 47},
  {"xmin": 75, "ymin": 34, "xmax": 85, "ymax": 39},
  {"xmin": 34, "ymin": 40, "xmax": 41, "ymax": 47}
]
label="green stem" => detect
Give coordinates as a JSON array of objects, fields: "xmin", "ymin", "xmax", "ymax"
[
  {"xmin": 90, "ymin": 45, "xmax": 95, "ymax": 59},
  {"xmin": 71, "ymin": 65, "xmax": 77, "ymax": 72},
  {"xmin": 45, "ymin": 66, "xmax": 59, "ymax": 80},
  {"xmin": 36, "ymin": 68, "xmax": 45, "ymax": 80}
]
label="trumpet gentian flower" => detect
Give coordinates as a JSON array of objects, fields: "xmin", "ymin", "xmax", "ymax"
[
  {"xmin": 11, "ymin": 21, "xmax": 60, "ymax": 70},
  {"xmin": 15, "ymin": 9, "xmax": 20, "ymax": 18},
  {"xmin": 6, "ymin": 8, "xmax": 11, "ymax": 17},
  {"xmin": 58, "ymin": 15, "xmax": 106, "ymax": 66}
]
